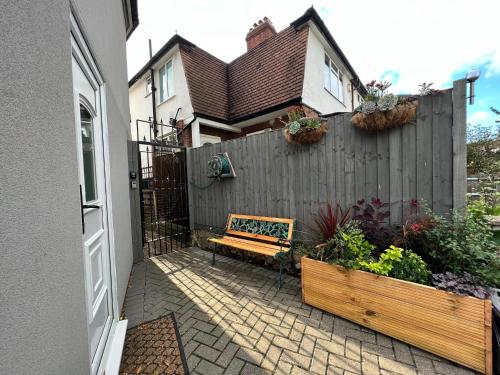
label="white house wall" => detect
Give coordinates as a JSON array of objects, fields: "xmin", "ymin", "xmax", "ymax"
[
  {"xmin": 0, "ymin": 1, "xmax": 133, "ymax": 373},
  {"xmin": 302, "ymin": 26, "xmax": 355, "ymax": 114},
  {"xmin": 129, "ymin": 46, "xmax": 194, "ymax": 142}
]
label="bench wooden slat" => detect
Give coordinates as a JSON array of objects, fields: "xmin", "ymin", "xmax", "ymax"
[
  {"xmin": 218, "ymin": 235, "xmax": 290, "ymax": 251},
  {"xmin": 208, "ymin": 237, "xmax": 286, "ymax": 257}
]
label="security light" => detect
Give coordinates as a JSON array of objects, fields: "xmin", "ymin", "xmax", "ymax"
[
  {"xmin": 466, "ymin": 68, "xmax": 480, "ymax": 105},
  {"xmin": 466, "ymin": 68, "xmax": 480, "ymax": 82}
]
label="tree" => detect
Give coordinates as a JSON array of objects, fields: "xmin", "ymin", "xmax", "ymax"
[{"xmin": 466, "ymin": 107, "xmax": 500, "ymax": 176}]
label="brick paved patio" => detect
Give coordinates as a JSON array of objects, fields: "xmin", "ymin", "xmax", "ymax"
[{"xmin": 123, "ymin": 248, "xmax": 476, "ymax": 375}]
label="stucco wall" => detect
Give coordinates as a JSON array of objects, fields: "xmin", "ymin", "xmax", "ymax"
[
  {"xmin": 0, "ymin": 1, "xmax": 90, "ymax": 374},
  {"xmin": 0, "ymin": 0, "xmax": 133, "ymax": 373},
  {"xmin": 302, "ymin": 26, "xmax": 354, "ymax": 113},
  {"xmin": 129, "ymin": 46, "xmax": 194, "ymax": 142}
]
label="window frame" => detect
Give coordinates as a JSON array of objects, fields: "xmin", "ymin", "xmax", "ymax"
[
  {"xmin": 158, "ymin": 59, "xmax": 174, "ymax": 103},
  {"xmin": 324, "ymin": 53, "xmax": 344, "ymax": 104},
  {"xmin": 145, "ymin": 75, "xmax": 152, "ymax": 97}
]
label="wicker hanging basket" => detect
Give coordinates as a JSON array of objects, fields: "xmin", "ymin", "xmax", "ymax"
[
  {"xmin": 284, "ymin": 123, "xmax": 328, "ymax": 145},
  {"xmin": 351, "ymin": 100, "xmax": 418, "ymax": 132}
]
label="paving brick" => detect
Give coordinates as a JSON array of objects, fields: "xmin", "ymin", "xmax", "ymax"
[
  {"xmin": 310, "ymin": 347, "xmax": 328, "ymax": 375},
  {"xmin": 261, "ymin": 344, "xmax": 282, "ymax": 371},
  {"xmin": 361, "ymin": 351, "xmax": 380, "ymax": 375},
  {"xmin": 379, "ymin": 356, "xmax": 417, "ymax": 375},
  {"xmin": 299, "ymin": 334, "xmax": 315, "ymax": 356},
  {"xmin": 304, "ymin": 326, "xmax": 331, "ymax": 341},
  {"xmin": 241, "ymin": 362, "xmax": 273, "ymax": 375},
  {"xmin": 195, "ymin": 359, "xmax": 224, "ymax": 375},
  {"xmin": 345, "ymin": 338, "xmax": 361, "ymax": 360},
  {"xmin": 393, "ymin": 340, "xmax": 414, "ymax": 365},
  {"xmin": 217, "ymin": 343, "xmax": 239, "ymax": 368},
  {"xmin": 224, "ymin": 358, "xmax": 245, "ymax": 375},
  {"xmin": 413, "ymin": 355, "xmax": 437, "ymax": 374},
  {"xmin": 316, "ymin": 337, "xmax": 345, "ymax": 355},
  {"xmin": 328, "ymin": 353, "xmax": 361, "ymax": 373},
  {"xmin": 273, "ymin": 336, "xmax": 300, "ymax": 352},
  {"xmin": 236, "ymin": 347, "xmax": 264, "ymax": 365},
  {"xmin": 193, "ymin": 331, "xmax": 218, "ymax": 346},
  {"xmin": 194, "ymin": 343, "xmax": 221, "ymax": 362},
  {"xmin": 432, "ymin": 360, "xmax": 475, "ymax": 375},
  {"xmin": 281, "ymin": 349, "xmax": 311, "ymax": 369}
]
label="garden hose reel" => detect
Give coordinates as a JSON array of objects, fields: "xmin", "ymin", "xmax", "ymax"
[{"xmin": 207, "ymin": 152, "xmax": 236, "ymax": 178}]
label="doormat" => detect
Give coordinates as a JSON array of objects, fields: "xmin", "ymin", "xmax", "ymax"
[{"xmin": 119, "ymin": 313, "xmax": 189, "ymax": 375}]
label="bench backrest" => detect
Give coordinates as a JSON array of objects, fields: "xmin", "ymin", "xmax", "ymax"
[{"xmin": 225, "ymin": 214, "xmax": 295, "ymax": 245}]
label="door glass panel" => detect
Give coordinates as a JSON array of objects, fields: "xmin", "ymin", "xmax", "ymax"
[{"xmin": 80, "ymin": 104, "xmax": 97, "ymax": 201}]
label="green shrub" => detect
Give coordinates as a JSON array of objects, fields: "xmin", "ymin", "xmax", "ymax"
[
  {"xmin": 391, "ymin": 250, "xmax": 431, "ymax": 285},
  {"xmin": 359, "ymin": 245, "xmax": 403, "ymax": 276},
  {"xmin": 417, "ymin": 211, "xmax": 500, "ymax": 288}
]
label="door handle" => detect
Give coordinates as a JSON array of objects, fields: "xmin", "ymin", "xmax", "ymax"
[
  {"xmin": 82, "ymin": 204, "xmax": 100, "ymax": 209},
  {"xmin": 80, "ymin": 185, "xmax": 100, "ymax": 234}
]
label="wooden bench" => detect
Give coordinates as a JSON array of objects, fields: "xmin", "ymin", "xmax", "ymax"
[{"xmin": 208, "ymin": 214, "xmax": 295, "ymax": 288}]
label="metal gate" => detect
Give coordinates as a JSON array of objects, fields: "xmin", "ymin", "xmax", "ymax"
[{"xmin": 136, "ymin": 119, "xmax": 190, "ymax": 258}]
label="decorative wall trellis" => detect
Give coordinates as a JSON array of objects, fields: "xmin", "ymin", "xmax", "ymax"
[{"xmin": 187, "ymin": 80, "xmax": 467, "ymax": 237}]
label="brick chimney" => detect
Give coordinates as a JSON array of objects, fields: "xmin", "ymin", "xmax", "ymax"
[{"xmin": 246, "ymin": 17, "xmax": 276, "ymax": 50}]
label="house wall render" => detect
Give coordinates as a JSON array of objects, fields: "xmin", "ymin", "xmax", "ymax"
[{"xmin": 0, "ymin": 0, "xmax": 133, "ymax": 373}]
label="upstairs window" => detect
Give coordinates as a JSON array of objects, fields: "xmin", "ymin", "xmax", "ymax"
[
  {"xmin": 324, "ymin": 54, "xmax": 344, "ymax": 103},
  {"xmin": 159, "ymin": 60, "xmax": 173, "ymax": 102},
  {"xmin": 145, "ymin": 75, "xmax": 152, "ymax": 96}
]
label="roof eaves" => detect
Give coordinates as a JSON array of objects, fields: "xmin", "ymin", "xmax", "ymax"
[
  {"xmin": 128, "ymin": 34, "xmax": 195, "ymax": 87},
  {"xmin": 291, "ymin": 7, "xmax": 367, "ymax": 96}
]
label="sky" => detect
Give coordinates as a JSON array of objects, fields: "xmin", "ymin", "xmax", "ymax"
[{"xmin": 126, "ymin": 0, "xmax": 500, "ymax": 129}]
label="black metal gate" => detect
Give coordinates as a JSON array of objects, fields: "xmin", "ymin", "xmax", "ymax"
[{"xmin": 136, "ymin": 119, "xmax": 190, "ymax": 258}]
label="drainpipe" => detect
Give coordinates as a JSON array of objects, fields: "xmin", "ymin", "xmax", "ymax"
[{"xmin": 149, "ymin": 39, "xmax": 158, "ymax": 138}]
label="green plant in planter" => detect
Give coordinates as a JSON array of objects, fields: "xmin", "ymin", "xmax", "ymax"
[
  {"xmin": 288, "ymin": 121, "xmax": 301, "ymax": 135},
  {"xmin": 391, "ymin": 250, "xmax": 431, "ymax": 285},
  {"xmin": 359, "ymin": 245, "xmax": 402, "ymax": 276}
]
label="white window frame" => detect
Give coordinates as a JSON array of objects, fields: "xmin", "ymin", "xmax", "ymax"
[
  {"xmin": 145, "ymin": 75, "xmax": 152, "ymax": 97},
  {"xmin": 158, "ymin": 59, "xmax": 174, "ymax": 103},
  {"xmin": 324, "ymin": 53, "xmax": 344, "ymax": 103}
]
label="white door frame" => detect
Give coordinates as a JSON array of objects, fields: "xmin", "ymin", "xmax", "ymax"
[{"xmin": 70, "ymin": 11, "xmax": 124, "ymax": 375}]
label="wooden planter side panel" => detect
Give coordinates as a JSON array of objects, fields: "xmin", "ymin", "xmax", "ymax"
[{"xmin": 301, "ymin": 257, "xmax": 492, "ymax": 374}]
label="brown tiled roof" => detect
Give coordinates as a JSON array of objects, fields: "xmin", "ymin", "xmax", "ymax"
[
  {"xmin": 179, "ymin": 25, "xmax": 308, "ymax": 122},
  {"xmin": 227, "ymin": 26, "xmax": 308, "ymax": 121},
  {"xmin": 180, "ymin": 46, "xmax": 229, "ymax": 120}
]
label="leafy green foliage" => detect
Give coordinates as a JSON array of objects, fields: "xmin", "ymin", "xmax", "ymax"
[
  {"xmin": 359, "ymin": 245, "xmax": 403, "ymax": 276},
  {"xmin": 328, "ymin": 225, "xmax": 375, "ymax": 268},
  {"xmin": 466, "ymin": 123, "xmax": 500, "ymax": 176},
  {"xmin": 391, "ymin": 250, "xmax": 431, "ymax": 285},
  {"xmin": 415, "ymin": 211, "xmax": 500, "ymax": 288},
  {"xmin": 288, "ymin": 121, "xmax": 301, "ymax": 135}
]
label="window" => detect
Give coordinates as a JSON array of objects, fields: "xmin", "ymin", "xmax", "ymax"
[
  {"xmin": 80, "ymin": 104, "xmax": 97, "ymax": 202},
  {"xmin": 145, "ymin": 75, "xmax": 152, "ymax": 96},
  {"xmin": 324, "ymin": 54, "xmax": 344, "ymax": 103},
  {"xmin": 159, "ymin": 60, "xmax": 173, "ymax": 102}
]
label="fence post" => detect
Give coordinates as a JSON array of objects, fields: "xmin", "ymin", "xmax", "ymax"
[
  {"xmin": 452, "ymin": 79, "xmax": 467, "ymax": 211},
  {"xmin": 128, "ymin": 140, "xmax": 143, "ymax": 263}
]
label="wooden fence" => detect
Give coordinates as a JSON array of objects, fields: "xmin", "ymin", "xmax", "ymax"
[{"xmin": 187, "ymin": 80, "xmax": 467, "ymax": 236}]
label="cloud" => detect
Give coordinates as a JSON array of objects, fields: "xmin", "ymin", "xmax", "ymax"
[
  {"xmin": 469, "ymin": 111, "xmax": 490, "ymax": 124},
  {"xmin": 127, "ymin": 0, "xmax": 500, "ymax": 99}
]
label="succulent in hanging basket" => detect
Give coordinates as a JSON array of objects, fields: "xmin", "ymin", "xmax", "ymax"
[
  {"xmin": 283, "ymin": 107, "xmax": 327, "ymax": 145},
  {"xmin": 351, "ymin": 80, "xmax": 418, "ymax": 132}
]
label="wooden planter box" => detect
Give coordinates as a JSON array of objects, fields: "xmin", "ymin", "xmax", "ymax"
[{"xmin": 301, "ymin": 257, "xmax": 493, "ymax": 374}]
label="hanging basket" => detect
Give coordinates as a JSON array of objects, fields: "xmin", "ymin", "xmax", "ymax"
[
  {"xmin": 284, "ymin": 123, "xmax": 328, "ymax": 145},
  {"xmin": 351, "ymin": 100, "xmax": 418, "ymax": 132}
]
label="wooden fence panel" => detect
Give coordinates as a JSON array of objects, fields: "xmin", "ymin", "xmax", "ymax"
[{"xmin": 186, "ymin": 87, "xmax": 466, "ymax": 235}]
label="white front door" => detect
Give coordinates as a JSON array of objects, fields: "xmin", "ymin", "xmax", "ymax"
[{"xmin": 72, "ymin": 45, "xmax": 114, "ymax": 375}]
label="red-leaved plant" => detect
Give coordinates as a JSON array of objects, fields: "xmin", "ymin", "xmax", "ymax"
[{"xmin": 313, "ymin": 203, "xmax": 351, "ymax": 242}]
